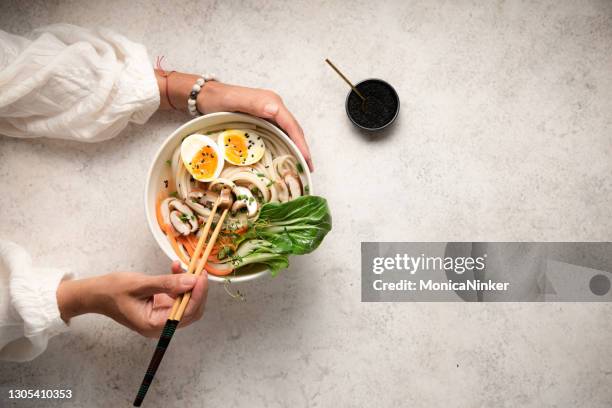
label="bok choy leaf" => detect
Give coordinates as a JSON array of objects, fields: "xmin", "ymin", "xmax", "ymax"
[{"xmin": 232, "ymin": 196, "xmax": 332, "ymax": 275}]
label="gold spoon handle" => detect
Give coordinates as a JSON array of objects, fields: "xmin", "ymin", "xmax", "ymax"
[{"xmin": 325, "ymin": 59, "xmax": 366, "ymax": 101}]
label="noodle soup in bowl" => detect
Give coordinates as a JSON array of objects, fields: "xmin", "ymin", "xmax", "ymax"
[{"xmin": 145, "ymin": 112, "xmax": 313, "ymax": 283}]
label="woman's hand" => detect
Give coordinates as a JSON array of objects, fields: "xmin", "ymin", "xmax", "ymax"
[
  {"xmin": 156, "ymin": 70, "xmax": 313, "ymax": 171},
  {"xmin": 198, "ymin": 81, "xmax": 313, "ymax": 171},
  {"xmin": 56, "ymin": 262, "xmax": 208, "ymax": 337}
]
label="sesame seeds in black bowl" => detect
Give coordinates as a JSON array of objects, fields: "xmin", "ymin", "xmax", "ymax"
[{"xmin": 345, "ymin": 79, "xmax": 399, "ymax": 131}]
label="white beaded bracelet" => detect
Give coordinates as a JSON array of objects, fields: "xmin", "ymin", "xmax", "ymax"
[{"xmin": 187, "ymin": 73, "xmax": 216, "ymax": 116}]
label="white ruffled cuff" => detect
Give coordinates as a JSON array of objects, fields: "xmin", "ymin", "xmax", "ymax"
[
  {"xmin": 32, "ymin": 267, "xmax": 75, "ymax": 336},
  {"xmin": 1, "ymin": 240, "xmax": 75, "ymax": 361},
  {"xmin": 104, "ymin": 27, "xmax": 161, "ymax": 125}
]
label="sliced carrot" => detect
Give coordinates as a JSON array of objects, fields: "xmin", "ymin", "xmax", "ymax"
[
  {"xmin": 178, "ymin": 236, "xmax": 196, "ymax": 257},
  {"xmin": 185, "ymin": 241, "xmax": 196, "ymax": 256},
  {"xmin": 217, "ymin": 235, "xmax": 236, "ymax": 249},
  {"xmin": 155, "ymin": 192, "xmax": 192, "ymax": 265},
  {"xmin": 204, "ymin": 262, "xmax": 235, "ymax": 276},
  {"xmin": 166, "ymin": 228, "xmax": 189, "ymax": 265},
  {"xmin": 185, "ymin": 234, "xmax": 199, "ymax": 249},
  {"xmin": 155, "ymin": 192, "xmax": 168, "ymax": 231}
]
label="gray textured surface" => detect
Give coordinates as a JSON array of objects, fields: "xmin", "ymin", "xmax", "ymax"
[{"xmin": 1, "ymin": 0, "xmax": 612, "ymax": 407}]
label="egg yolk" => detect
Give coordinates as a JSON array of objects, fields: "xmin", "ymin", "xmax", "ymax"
[
  {"xmin": 188, "ymin": 145, "xmax": 218, "ymax": 180},
  {"xmin": 222, "ymin": 133, "xmax": 248, "ymax": 164}
]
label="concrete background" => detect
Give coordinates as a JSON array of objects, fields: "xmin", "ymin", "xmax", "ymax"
[{"xmin": 1, "ymin": 0, "xmax": 611, "ymax": 406}]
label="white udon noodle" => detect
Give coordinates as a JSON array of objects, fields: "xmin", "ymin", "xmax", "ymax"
[{"xmin": 169, "ymin": 122, "xmax": 304, "ymax": 224}]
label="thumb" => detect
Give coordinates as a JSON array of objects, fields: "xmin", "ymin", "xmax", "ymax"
[{"xmin": 137, "ymin": 273, "xmax": 197, "ymax": 297}]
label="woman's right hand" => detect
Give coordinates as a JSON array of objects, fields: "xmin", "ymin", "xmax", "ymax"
[
  {"xmin": 198, "ymin": 81, "xmax": 314, "ymax": 171},
  {"xmin": 56, "ymin": 262, "xmax": 208, "ymax": 337},
  {"xmin": 156, "ymin": 70, "xmax": 313, "ymax": 171}
]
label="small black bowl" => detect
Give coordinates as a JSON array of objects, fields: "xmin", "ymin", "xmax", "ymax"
[{"xmin": 345, "ymin": 79, "xmax": 400, "ymax": 131}]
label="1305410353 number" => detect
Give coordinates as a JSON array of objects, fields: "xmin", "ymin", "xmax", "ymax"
[{"xmin": 8, "ymin": 389, "xmax": 72, "ymax": 399}]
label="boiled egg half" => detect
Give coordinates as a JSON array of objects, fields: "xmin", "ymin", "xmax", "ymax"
[
  {"xmin": 180, "ymin": 134, "xmax": 224, "ymax": 182},
  {"xmin": 218, "ymin": 129, "xmax": 266, "ymax": 166}
]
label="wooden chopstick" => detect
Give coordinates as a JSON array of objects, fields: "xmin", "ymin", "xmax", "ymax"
[
  {"xmin": 173, "ymin": 208, "xmax": 229, "ymax": 320},
  {"xmin": 134, "ymin": 198, "xmax": 229, "ymax": 407},
  {"xmin": 167, "ymin": 198, "xmax": 220, "ymax": 319}
]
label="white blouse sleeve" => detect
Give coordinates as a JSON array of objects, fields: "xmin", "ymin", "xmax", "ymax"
[
  {"xmin": 0, "ymin": 240, "xmax": 74, "ymax": 362},
  {"xmin": 0, "ymin": 24, "xmax": 160, "ymax": 141}
]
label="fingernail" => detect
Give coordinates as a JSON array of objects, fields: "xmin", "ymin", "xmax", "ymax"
[
  {"xmin": 263, "ymin": 103, "xmax": 279, "ymax": 116},
  {"xmin": 180, "ymin": 275, "xmax": 197, "ymax": 286}
]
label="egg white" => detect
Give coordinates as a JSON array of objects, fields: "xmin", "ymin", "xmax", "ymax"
[
  {"xmin": 180, "ymin": 134, "xmax": 224, "ymax": 181},
  {"xmin": 218, "ymin": 129, "xmax": 266, "ymax": 166}
]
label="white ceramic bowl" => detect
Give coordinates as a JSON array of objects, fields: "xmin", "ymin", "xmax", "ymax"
[{"xmin": 145, "ymin": 112, "xmax": 313, "ymax": 283}]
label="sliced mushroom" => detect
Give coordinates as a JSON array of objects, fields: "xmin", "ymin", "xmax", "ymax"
[
  {"xmin": 169, "ymin": 199, "xmax": 191, "ymax": 215},
  {"xmin": 284, "ymin": 173, "xmax": 302, "ymax": 200},
  {"xmin": 189, "ymin": 191, "xmax": 204, "ymax": 199},
  {"xmin": 186, "ymin": 200, "xmax": 212, "ymax": 218},
  {"xmin": 188, "ymin": 217, "xmax": 198, "ymax": 232},
  {"xmin": 160, "ymin": 197, "xmax": 175, "ymax": 226},
  {"xmin": 229, "ymin": 171, "xmax": 270, "ymax": 202},
  {"xmin": 169, "ymin": 199, "xmax": 198, "ymax": 232},
  {"xmin": 231, "ymin": 200, "xmax": 246, "ymax": 213},
  {"xmin": 232, "ymin": 186, "xmax": 258, "ymax": 217},
  {"xmin": 201, "ymin": 191, "xmax": 219, "ymax": 208},
  {"xmin": 186, "ymin": 192, "xmax": 212, "ymax": 217},
  {"xmin": 170, "ymin": 210, "xmax": 192, "ymax": 236},
  {"xmin": 219, "ymin": 188, "xmax": 234, "ymax": 210},
  {"xmin": 210, "ymin": 178, "xmax": 236, "ymax": 192}
]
